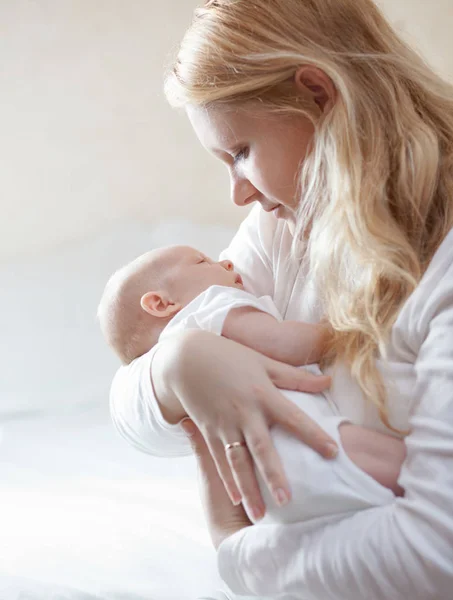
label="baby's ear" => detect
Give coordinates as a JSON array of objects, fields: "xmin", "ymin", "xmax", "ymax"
[{"xmin": 140, "ymin": 291, "xmax": 182, "ymax": 318}]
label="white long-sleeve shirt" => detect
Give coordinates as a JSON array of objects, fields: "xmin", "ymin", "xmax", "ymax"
[{"xmin": 110, "ymin": 205, "xmax": 453, "ymax": 600}]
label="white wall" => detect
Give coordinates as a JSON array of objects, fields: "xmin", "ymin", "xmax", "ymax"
[
  {"xmin": 1, "ymin": 0, "xmax": 452, "ymax": 262},
  {"xmin": 0, "ymin": 0, "xmax": 239, "ymax": 263}
]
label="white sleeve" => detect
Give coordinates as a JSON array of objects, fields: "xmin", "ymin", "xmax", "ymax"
[
  {"xmin": 109, "ymin": 346, "xmax": 191, "ymax": 457},
  {"xmin": 160, "ymin": 286, "xmax": 283, "ymax": 342},
  {"xmin": 218, "ymin": 263, "xmax": 453, "ymax": 600},
  {"xmin": 109, "ymin": 206, "xmax": 277, "ymax": 458}
]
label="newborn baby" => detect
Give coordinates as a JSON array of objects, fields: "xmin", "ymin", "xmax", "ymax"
[
  {"xmin": 99, "ymin": 245, "xmax": 395, "ymax": 529},
  {"xmin": 98, "ymin": 245, "xmax": 326, "ymax": 367}
]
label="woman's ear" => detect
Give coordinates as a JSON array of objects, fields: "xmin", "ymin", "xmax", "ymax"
[
  {"xmin": 140, "ymin": 291, "xmax": 182, "ymax": 318},
  {"xmin": 294, "ymin": 66, "xmax": 336, "ymax": 114}
]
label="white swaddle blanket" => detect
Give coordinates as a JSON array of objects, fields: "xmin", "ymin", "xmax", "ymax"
[{"xmin": 160, "ymin": 285, "xmax": 394, "ymax": 530}]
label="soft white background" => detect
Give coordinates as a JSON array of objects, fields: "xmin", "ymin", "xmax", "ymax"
[{"xmin": 0, "ymin": 0, "xmax": 452, "ymax": 263}]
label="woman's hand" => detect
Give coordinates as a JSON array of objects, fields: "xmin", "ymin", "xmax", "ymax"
[
  {"xmin": 182, "ymin": 418, "xmax": 252, "ymax": 550},
  {"xmin": 152, "ymin": 329, "xmax": 337, "ymax": 521}
]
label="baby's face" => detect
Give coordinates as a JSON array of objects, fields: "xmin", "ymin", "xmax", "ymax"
[{"xmin": 164, "ymin": 246, "xmax": 244, "ymax": 306}]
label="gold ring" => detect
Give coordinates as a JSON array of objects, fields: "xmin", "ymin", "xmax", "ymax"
[{"xmin": 225, "ymin": 441, "xmax": 247, "ymax": 452}]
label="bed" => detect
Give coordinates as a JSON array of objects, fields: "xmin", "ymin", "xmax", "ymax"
[{"xmin": 0, "ymin": 220, "xmax": 252, "ymax": 600}]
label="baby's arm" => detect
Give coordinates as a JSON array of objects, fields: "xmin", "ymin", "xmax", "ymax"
[{"xmin": 222, "ymin": 307, "xmax": 328, "ymax": 366}]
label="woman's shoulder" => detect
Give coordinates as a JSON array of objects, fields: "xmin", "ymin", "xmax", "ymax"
[
  {"xmin": 422, "ymin": 227, "xmax": 453, "ymax": 288},
  {"xmin": 395, "ymin": 228, "xmax": 453, "ymax": 350},
  {"xmin": 415, "ymin": 227, "xmax": 453, "ymax": 307}
]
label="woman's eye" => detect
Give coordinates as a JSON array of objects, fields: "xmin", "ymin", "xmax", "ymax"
[{"xmin": 232, "ymin": 147, "xmax": 249, "ymax": 164}]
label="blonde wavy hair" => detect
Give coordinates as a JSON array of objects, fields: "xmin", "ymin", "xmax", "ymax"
[{"xmin": 165, "ymin": 0, "xmax": 453, "ymax": 432}]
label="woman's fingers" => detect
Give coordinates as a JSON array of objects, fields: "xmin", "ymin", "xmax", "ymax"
[
  {"xmin": 182, "ymin": 420, "xmax": 243, "ymax": 506},
  {"xmin": 191, "ymin": 419, "xmax": 268, "ymax": 520},
  {"xmin": 182, "ymin": 419, "xmax": 237, "ymax": 501},
  {"xmin": 182, "ymin": 419, "xmax": 252, "ymax": 549},
  {"xmin": 205, "ymin": 436, "xmax": 243, "ymax": 506},
  {"xmin": 224, "ymin": 439, "xmax": 266, "ymax": 522},
  {"xmin": 266, "ymin": 359, "xmax": 331, "ymax": 393},
  {"xmin": 270, "ymin": 391, "xmax": 338, "ymax": 459},
  {"xmin": 263, "ymin": 359, "xmax": 337, "ymax": 457},
  {"xmin": 243, "ymin": 414, "xmax": 292, "ymax": 509}
]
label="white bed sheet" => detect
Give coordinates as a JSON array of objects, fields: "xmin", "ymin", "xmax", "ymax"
[{"xmin": 0, "ymin": 404, "xmax": 230, "ymax": 600}]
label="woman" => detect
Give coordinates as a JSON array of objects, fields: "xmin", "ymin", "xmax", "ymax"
[{"xmin": 110, "ymin": 0, "xmax": 453, "ymax": 598}]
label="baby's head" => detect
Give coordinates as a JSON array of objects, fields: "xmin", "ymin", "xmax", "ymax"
[{"xmin": 98, "ymin": 245, "xmax": 243, "ymax": 364}]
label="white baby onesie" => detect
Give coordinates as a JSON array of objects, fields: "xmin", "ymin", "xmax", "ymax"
[
  {"xmin": 160, "ymin": 285, "xmax": 394, "ymax": 527},
  {"xmin": 160, "ymin": 284, "xmax": 283, "ymax": 340}
]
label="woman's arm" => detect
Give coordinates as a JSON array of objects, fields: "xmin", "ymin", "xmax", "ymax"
[{"xmin": 218, "ymin": 263, "xmax": 453, "ymax": 600}]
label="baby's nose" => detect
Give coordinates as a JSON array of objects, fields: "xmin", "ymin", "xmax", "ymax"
[{"xmin": 219, "ymin": 260, "xmax": 234, "ymax": 271}]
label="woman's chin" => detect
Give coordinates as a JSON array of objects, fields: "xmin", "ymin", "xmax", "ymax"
[{"xmin": 275, "ymin": 206, "xmax": 296, "ymax": 235}]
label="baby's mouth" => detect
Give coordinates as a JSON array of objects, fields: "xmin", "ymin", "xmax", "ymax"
[{"xmin": 235, "ymin": 273, "xmax": 243, "ymax": 286}]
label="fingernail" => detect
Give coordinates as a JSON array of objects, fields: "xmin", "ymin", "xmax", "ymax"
[
  {"xmin": 230, "ymin": 491, "xmax": 242, "ymax": 506},
  {"xmin": 274, "ymin": 488, "xmax": 290, "ymax": 507},
  {"xmin": 326, "ymin": 443, "xmax": 339, "ymax": 458},
  {"xmin": 180, "ymin": 418, "xmax": 196, "ymax": 438},
  {"xmin": 251, "ymin": 505, "xmax": 264, "ymax": 521}
]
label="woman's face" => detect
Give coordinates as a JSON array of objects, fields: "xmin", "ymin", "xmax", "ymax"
[{"xmin": 187, "ymin": 104, "xmax": 315, "ymax": 229}]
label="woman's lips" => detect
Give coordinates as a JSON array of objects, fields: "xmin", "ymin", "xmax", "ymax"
[{"xmin": 263, "ymin": 203, "xmax": 280, "ymax": 213}]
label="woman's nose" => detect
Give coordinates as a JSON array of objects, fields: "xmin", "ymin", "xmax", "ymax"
[
  {"xmin": 230, "ymin": 173, "xmax": 257, "ymax": 208},
  {"xmin": 219, "ymin": 260, "xmax": 234, "ymax": 271}
]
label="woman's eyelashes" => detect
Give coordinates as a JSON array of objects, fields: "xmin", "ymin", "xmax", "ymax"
[{"xmin": 232, "ymin": 146, "xmax": 249, "ymax": 164}]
